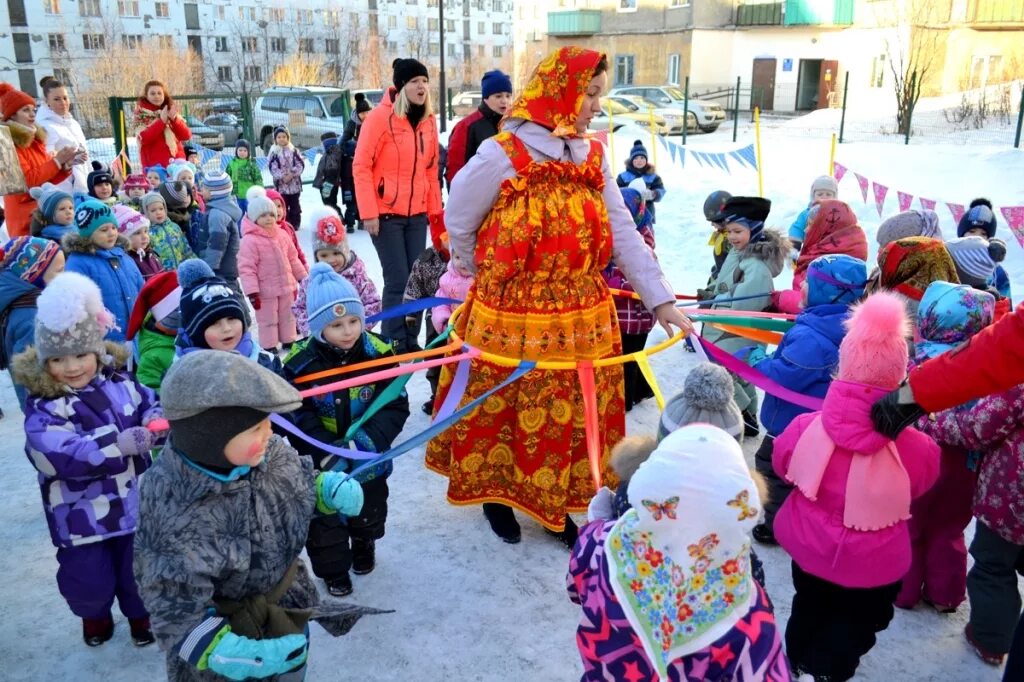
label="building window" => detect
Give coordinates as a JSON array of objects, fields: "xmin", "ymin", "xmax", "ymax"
[
  {"xmin": 82, "ymin": 33, "xmax": 105, "ymax": 50},
  {"xmin": 243, "ymin": 65, "xmax": 261, "ymax": 81},
  {"xmin": 271, "ymin": 37, "xmax": 286, "ymax": 53},
  {"xmin": 54, "ymin": 67, "xmax": 71, "ymax": 84},
  {"xmin": 184, "ymin": 2, "xmax": 199, "ymax": 29},
  {"xmin": 238, "ymin": 6, "xmax": 255, "ymax": 21},
  {"xmin": 217, "ymin": 66, "xmax": 232, "ymax": 82},
  {"xmin": 429, "ymin": 17, "xmax": 438, "ymax": 31},
  {"xmin": 388, "ymin": 15, "xmax": 397, "ymax": 29},
  {"xmin": 325, "ymin": 39, "xmax": 340, "ymax": 54},
  {"xmin": 270, "ymin": 7, "xmax": 285, "ymax": 21},
  {"xmin": 446, "ymin": 19, "xmax": 455, "ymax": 31},
  {"xmin": 478, "ymin": 45, "xmax": 485, "ymax": 57},
  {"xmin": 667, "ymin": 53, "xmax": 680, "ymax": 85},
  {"xmin": 48, "ymin": 33, "xmax": 66, "ymax": 52},
  {"xmin": 618, "ymin": 0, "xmax": 638, "ymax": 10},
  {"xmin": 295, "ymin": 9, "xmax": 312, "ymax": 23},
  {"xmin": 13, "ymin": 34, "xmax": 32, "ymax": 63},
  {"xmin": 154, "ymin": 1, "xmax": 168, "ymax": 17},
  {"xmin": 117, "ymin": 0, "xmax": 138, "ymax": 17},
  {"xmin": 241, "ymin": 36, "xmax": 258, "ymax": 53},
  {"xmin": 477, "ymin": 21, "xmax": 485, "ymax": 33},
  {"xmin": 298, "ymin": 38, "xmax": 314, "ymax": 53},
  {"xmin": 493, "ymin": 45, "xmax": 503, "ymax": 58},
  {"xmin": 216, "ymin": 5, "xmax": 224, "ymax": 20},
  {"xmin": 156, "ymin": 35, "xmax": 173, "ymax": 49},
  {"xmin": 43, "ymin": 0, "xmax": 61, "ymax": 14},
  {"xmin": 214, "ymin": 36, "xmax": 228, "ymax": 52},
  {"xmin": 669, "ymin": 0, "xmax": 689, "ymax": 6},
  {"xmin": 614, "ymin": 54, "xmax": 635, "ymax": 85},
  {"xmin": 78, "ymin": 0, "xmax": 100, "ymax": 16},
  {"xmin": 447, "ymin": 43, "xmax": 456, "ymax": 57},
  {"xmin": 406, "ymin": 15, "xmax": 418, "ymax": 29},
  {"xmin": 429, "ymin": 42, "xmax": 439, "ymax": 56},
  {"xmin": 870, "ymin": 54, "xmax": 886, "ymax": 88},
  {"xmin": 493, "ymin": 23, "xmax": 502, "ymax": 34},
  {"xmin": 387, "ymin": 40, "xmax": 398, "ymax": 52},
  {"xmin": 122, "ymin": 34, "xmax": 143, "ymax": 49}
]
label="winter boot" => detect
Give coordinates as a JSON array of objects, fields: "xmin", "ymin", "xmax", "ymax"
[
  {"xmin": 483, "ymin": 503, "xmax": 521, "ymax": 544},
  {"xmin": 421, "ymin": 398, "xmax": 434, "ymax": 415},
  {"xmin": 752, "ymin": 523, "xmax": 778, "ymax": 546},
  {"xmin": 326, "ymin": 573, "xmax": 353, "ymax": 597},
  {"xmin": 742, "ymin": 408, "xmax": 761, "ymax": 438},
  {"xmin": 965, "ymin": 624, "xmax": 1005, "ymax": 665},
  {"xmin": 545, "ymin": 515, "xmax": 579, "ymax": 549},
  {"xmin": 129, "ymin": 617, "xmax": 155, "ymax": 647},
  {"xmin": 351, "ymin": 538, "xmax": 376, "ymax": 575},
  {"xmin": 82, "ymin": 616, "xmax": 114, "ymax": 647}
]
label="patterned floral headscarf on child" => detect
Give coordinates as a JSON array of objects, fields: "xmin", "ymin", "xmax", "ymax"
[
  {"xmin": 604, "ymin": 424, "xmax": 761, "ymax": 680},
  {"xmin": 506, "ymin": 47, "xmax": 605, "ymax": 139},
  {"xmin": 877, "ymin": 236, "xmax": 959, "ymax": 302},
  {"xmin": 915, "ymin": 281, "xmax": 994, "ymax": 360}
]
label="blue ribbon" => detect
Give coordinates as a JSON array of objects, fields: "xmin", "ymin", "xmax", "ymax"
[
  {"xmin": 366, "ymin": 297, "xmax": 463, "ymax": 324},
  {"xmin": 678, "ymin": 292, "xmax": 774, "ymax": 308}
]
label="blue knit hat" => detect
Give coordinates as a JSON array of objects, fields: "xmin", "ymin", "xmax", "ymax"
[
  {"xmin": 481, "ymin": 70, "xmax": 513, "ymax": 99},
  {"xmin": 28, "ymin": 182, "xmax": 73, "ymax": 223},
  {"xmin": 203, "ymin": 171, "xmax": 233, "ymax": 199},
  {"xmin": 306, "ymin": 262, "xmax": 365, "ymax": 340},
  {"xmin": 806, "ymin": 254, "xmax": 868, "ymax": 307},
  {"xmin": 629, "ymin": 139, "xmax": 648, "ymax": 164},
  {"xmin": 74, "ymin": 199, "xmax": 118, "ymax": 237},
  {"xmin": 145, "ymin": 165, "xmax": 168, "ymax": 183},
  {"xmin": 177, "ymin": 259, "xmax": 247, "ymax": 347},
  {"xmin": 956, "ymin": 199, "xmax": 997, "ymax": 239}
]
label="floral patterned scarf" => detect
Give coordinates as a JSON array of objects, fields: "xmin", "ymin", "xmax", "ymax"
[
  {"xmin": 795, "ymin": 199, "xmax": 868, "ymax": 284},
  {"xmin": 506, "ymin": 47, "xmax": 605, "ymax": 139},
  {"xmin": 915, "ymin": 281, "xmax": 995, "ymax": 360},
  {"xmin": 878, "ymin": 236, "xmax": 959, "ymax": 302},
  {"xmin": 132, "ymin": 98, "xmax": 179, "ymax": 158}
]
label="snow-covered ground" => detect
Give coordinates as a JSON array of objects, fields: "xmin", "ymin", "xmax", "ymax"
[{"xmin": 0, "ymin": 130, "xmax": 1021, "ymax": 681}]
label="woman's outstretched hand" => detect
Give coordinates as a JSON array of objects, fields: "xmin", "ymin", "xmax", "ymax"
[{"xmin": 654, "ymin": 302, "xmax": 693, "ymax": 339}]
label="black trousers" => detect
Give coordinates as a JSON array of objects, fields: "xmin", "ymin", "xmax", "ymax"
[
  {"xmin": 968, "ymin": 521, "xmax": 1024, "ymax": 654},
  {"xmin": 753, "ymin": 434, "xmax": 793, "ymax": 529},
  {"xmin": 620, "ymin": 332, "xmax": 654, "ymax": 410},
  {"xmin": 281, "ymin": 191, "xmax": 302, "ymax": 228},
  {"xmin": 785, "ymin": 561, "xmax": 901, "ymax": 681},
  {"xmin": 371, "ymin": 214, "xmax": 428, "ymax": 351},
  {"xmin": 305, "ymin": 477, "xmax": 389, "ymax": 579}
]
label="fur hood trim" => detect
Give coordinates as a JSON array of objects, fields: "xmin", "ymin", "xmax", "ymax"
[
  {"xmin": 3, "ymin": 120, "xmax": 47, "ymax": 148},
  {"xmin": 610, "ymin": 435, "xmax": 658, "ymax": 483},
  {"xmin": 12, "ymin": 342, "xmax": 130, "ymax": 399},
  {"xmin": 739, "ymin": 228, "xmax": 788, "ymax": 278},
  {"xmin": 62, "ymin": 231, "xmax": 130, "ymax": 255}
]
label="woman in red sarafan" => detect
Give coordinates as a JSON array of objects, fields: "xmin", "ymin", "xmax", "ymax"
[{"xmin": 425, "ymin": 47, "xmax": 691, "ymax": 544}]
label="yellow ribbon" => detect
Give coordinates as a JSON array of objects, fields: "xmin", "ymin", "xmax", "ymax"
[{"xmin": 632, "ymin": 352, "xmax": 665, "ymax": 410}]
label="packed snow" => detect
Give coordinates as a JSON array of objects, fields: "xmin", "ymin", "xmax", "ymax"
[{"xmin": 0, "ymin": 127, "xmax": 1021, "ymax": 681}]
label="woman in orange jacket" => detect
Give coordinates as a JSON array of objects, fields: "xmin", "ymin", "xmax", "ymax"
[
  {"xmin": 0, "ymin": 83, "xmax": 76, "ymax": 237},
  {"xmin": 353, "ymin": 58, "xmax": 442, "ymax": 351}
]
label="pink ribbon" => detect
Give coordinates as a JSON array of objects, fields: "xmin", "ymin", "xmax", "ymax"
[
  {"xmin": 298, "ymin": 349, "xmax": 479, "ymax": 400},
  {"xmin": 698, "ymin": 337, "xmax": 825, "ymax": 411}
]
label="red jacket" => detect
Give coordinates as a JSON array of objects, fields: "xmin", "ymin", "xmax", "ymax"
[
  {"xmin": 133, "ymin": 99, "xmax": 191, "ymax": 169},
  {"xmin": 2, "ymin": 122, "xmax": 70, "ymax": 237},
  {"xmin": 445, "ymin": 103, "xmax": 501, "ymax": 186},
  {"xmin": 910, "ymin": 300, "xmax": 1024, "ymax": 412}
]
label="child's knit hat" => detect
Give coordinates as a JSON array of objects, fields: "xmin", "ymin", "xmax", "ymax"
[
  {"xmin": 810, "ymin": 174, "xmax": 838, "ymax": 199},
  {"xmin": 658, "ymin": 363, "xmax": 744, "ymax": 441},
  {"xmin": 28, "ymin": 182, "xmax": 72, "ymax": 222},
  {"xmin": 112, "ymin": 204, "xmax": 150, "ymax": 238},
  {"xmin": 235, "ymin": 138, "xmax": 250, "ymax": 152},
  {"xmin": 168, "ymin": 162, "xmax": 197, "ymax": 183},
  {"xmin": 33, "ymin": 271, "xmax": 116, "ymax": 365},
  {"xmin": 159, "ymin": 181, "xmax": 191, "ymax": 210},
  {"xmin": 122, "ymin": 174, "xmax": 150, "ymax": 192},
  {"xmin": 481, "ymin": 70, "xmax": 513, "ymax": 99},
  {"xmin": 944, "ymin": 236, "xmax": 998, "ymax": 289},
  {"xmin": 265, "ymin": 187, "xmax": 286, "ymax": 214},
  {"xmin": 876, "ymin": 209, "xmax": 942, "ymax": 247},
  {"xmin": 1, "ymin": 236, "xmax": 61, "ymax": 289},
  {"xmin": 628, "ymin": 139, "xmax": 648, "ymax": 164},
  {"xmin": 140, "ymin": 191, "xmax": 166, "ymax": 212},
  {"xmin": 306, "ymin": 262, "xmax": 365, "ymax": 340},
  {"xmin": 145, "ymin": 165, "xmax": 168, "ymax": 183},
  {"xmin": 126, "ymin": 269, "xmax": 181, "ymax": 340},
  {"xmin": 309, "ymin": 206, "xmax": 349, "ymax": 255},
  {"xmin": 177, "ymin": 259, "xmax": 247, "ymax": 347},
  {"xmin": 806, "ymin": 254, "xmax": 868, "ymax": 307},
  {"xmin": 837, "ymin": 291, "xmax": 910, "ymax": 390},
  {"xmin": 74, "ymin": 199, "xmax": 118, "ymax": 237},
  {"xmin": 246, "ymin": 186, "xmax": 277, "ymax": 221},
  {"xmin": 203, "ymin": 171, "xmax": 233, "ymax": 199},
  {"xmin": 273, "ymin": 125, "xmax": 290, "ymax": 140},
  {"xmin": 956, "ymin": 198, "xmax": 997, "ymax": 239},
  {"xmin": 86, "ymin": 162, "xmax": 114, "ymax": 196}
]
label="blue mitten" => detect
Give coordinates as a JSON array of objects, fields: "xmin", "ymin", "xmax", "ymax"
[
  {"xmin": 179, "ymin": 618, "xmax": 307, "ymax": 681},
  {"xmin": 745, "ymin": 346, "xmax": 769, "ymax": 367},
  {"xmin": 316, "ymin": 472, "xmax": 364, "ymax": 516},
  {"xmin": 117, "ymin": 426, "xmax": 156, "ymax": 456}
]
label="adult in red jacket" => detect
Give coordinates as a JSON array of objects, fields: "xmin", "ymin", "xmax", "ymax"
[
  {"xmin": 0, "ymin": 83, "xmax": 75, "ymax": 237},
  {"xmin": 353, "ymin": 58, "xmax": 442, "ymax": 351},
  {"xmin": 445, "ymin": 70, "xmax": 513, "ymax": 187},
  {"xmin": 132, "ymin": 80, "xmax": 191, "ymax": 170}
]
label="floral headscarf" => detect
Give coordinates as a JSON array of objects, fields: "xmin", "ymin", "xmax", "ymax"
[
  {"xmin": 877, "ymin": 237, "xmax": 959, "ymax": 302},
  {"xmin": 506, "ymin": 47, "xmax": 605, "ymax": 139},
  {"xmin": 794, "ymin": 200, "xmax": 868, "ymax": 285},
  {"xmin": 915, "ymin": 281, "xmax": 994, "ymax": 360}
]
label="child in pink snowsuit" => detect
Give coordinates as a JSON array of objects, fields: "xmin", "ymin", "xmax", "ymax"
[
  {"xmin": 238, "ymin": 187, "xmax": 308, "ymax": 350},
  {"xmin": 431, "ymin": 258, "xmax": 473, "ymax": 333},
  {"xmin": 896, "ymin": 282, "xmax": 994, "ymax": 613},
  {"xmin": 773, "ymin": 291, "xmax": 940, "ymax": 681},
  {"xmin": 267, "ymin": 187, "xmax": 309, "ymax": 271}
]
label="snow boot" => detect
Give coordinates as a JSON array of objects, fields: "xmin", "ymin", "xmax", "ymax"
[
  {"xmin": 326, "ymin": 573, "xmax": 353, "ymax": 597},
  {"xmin": 421, "ymin": 398, "xmax": 434, "ymax": 415},
  {"xmin": 129, "ymin": 617, "xmax": 155, "ymax": 647},
  {"xmin": 351, "ymin": 538, "xmax": 376, "ymax": 575},
  {"xmin": 965, "ymin": 624, "xmax": 1005, "ymax": 665},
  {"xmin": 83, "ymin": 616, "xmax": 114, "ymax": 647},
  {"xmin": 752, "ymin": 523, "xmax": 778, "ymax": 546},
  {"xmin": 483, "ymin": 503, "xmax": 521, "ymax": 544},
  {"xmin": 742, "ymin": 408, "xmax": 761, "ymax": 438},
  {"xmin": 545, "ymin": 515, "xmax": 579, "ymax": 549}
]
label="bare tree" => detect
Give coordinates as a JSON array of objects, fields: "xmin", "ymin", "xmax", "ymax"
[{"xmin": 876, "ymin": 0, "xmax": 943, "ymax": 136}]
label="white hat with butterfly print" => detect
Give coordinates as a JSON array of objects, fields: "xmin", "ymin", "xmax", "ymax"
[{"xmin": 603, "ymin": 424, "xmax": 763, "ymax": 680}]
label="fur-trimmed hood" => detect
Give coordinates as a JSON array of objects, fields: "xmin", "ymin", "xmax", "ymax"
[
  {"xmin": 610, "ymin": 435, "xmax": 657, "ymax": 484},
  {"xmin": 12, "ymin": 342, "xmax": 130, "ymax": 399},
  {"xmin": 738, "ymin": 228, "xmax": 788, "ymax": 278},
  {"xmin": 62, "ymin": 231, "xmax": 131, "ymax": 255},
  {"xmin": 2, "ymin": 120, "xmax": 47, "ymax": 148}
]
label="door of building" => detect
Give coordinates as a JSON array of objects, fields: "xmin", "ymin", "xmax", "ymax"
[
  {"xmin": 751, "ymin": 58, "xmax": 776, "ymax": 111},
  {"xmin": 796, "ymin": 59, "xmax": 823, "ymax": 110},
  {"xmin": 818, "ymin": 60, "xmax": 839, "ymax": 108}
]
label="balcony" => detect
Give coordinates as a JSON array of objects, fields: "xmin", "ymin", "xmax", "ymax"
[
  {"xmin": 965, "ymin": 0, "xmax": 1024, "ymax": 26},
  {"xmin": 547, "ymin": 10, "xmax": 601, "ymax": 37},
  {"xmin": 737, "ymin": 2, "xmax": 783, "ymax": 26},
  {"xmin": 784, "ymin": 0, "xmax": 854, "ymax": 26}
]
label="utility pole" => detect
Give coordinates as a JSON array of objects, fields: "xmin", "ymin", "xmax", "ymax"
[{"xmin": 439, "ymin": 0, "xmax": 446, "ymax": 132}]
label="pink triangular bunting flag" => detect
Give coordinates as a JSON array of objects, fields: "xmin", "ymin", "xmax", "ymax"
[
  {"xmin": 947, "ymin": 203, "xmax": 966, "ymax": 224},
  {"xmin": 872, "ymin": 182, "xmax": 889, "ymax": 216},
  {"xmin": 919, "ymin": 197, "xmax": 936, "ymax": 211},
  {"xmin": 833, "ymin": 162, "xmax": 847, "ymax": 183},
  {"xmin": 1001, "ymin": 206, "xmax": 1024, "ymax": 249},
  {"xmin": 897, "ymin": 191, "xmax": 914, "ymax": 212},
  {"xmin": 854, "ymin": 173, "xmax": 869, "ymax": 203}
]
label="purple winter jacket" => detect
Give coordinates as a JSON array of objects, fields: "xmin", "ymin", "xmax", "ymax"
[{"xmin": 14, "ymin": 343, "xmax": 162, "ymax": 548}]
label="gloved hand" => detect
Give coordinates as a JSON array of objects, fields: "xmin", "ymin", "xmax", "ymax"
[
  {"xmin": 871, "ymin": 381, "xmax": 925, "ymax": 439},
  {"xmin": 117, "ymin": 426, "xmax": 156, "ymax": 456},
  {"xmin": 315, "ymin": 472, "xmax": 364, "ymax": 516},
  {"xmin": 587, "ymin": 487, "xmax": 615, "ymax": 522},
  {"xmin": 745, "ymin": 346, "xmax": 768, "ymax": 367},
  {"xmin": 247, "ymin": 293, "xmax": 261, "ymax": 311},
  {"xmin": 202, "ymin": 628, "xmax": 308, "ymax": 680},
  {"xmin": 342, "ymin": 190, "xmax": 354, "ymax": 203},
  {"xmin": 642, "ymin": 188, "xmax": 655, "ymax": 202}
]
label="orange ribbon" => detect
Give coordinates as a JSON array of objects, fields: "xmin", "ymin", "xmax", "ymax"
[{"xmin": 576, "ymin": 360, "xmax": 602, "ymax": 492}]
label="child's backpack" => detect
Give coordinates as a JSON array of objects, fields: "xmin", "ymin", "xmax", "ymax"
[{"xmin": 188, "ymin": 209, "xmax": 210, "ymax": 254}]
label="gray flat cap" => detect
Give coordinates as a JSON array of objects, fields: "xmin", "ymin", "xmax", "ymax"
[{"xmin": 161, "ymin": 350, "xmax": 302, "ymax": 420}]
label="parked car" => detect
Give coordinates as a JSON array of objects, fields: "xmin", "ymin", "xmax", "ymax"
[
  {"xmin": 610, "ymin": 86, "xmax": 726, "ymax": 132},
  {"xmin": 184, "ymin": 116, "xmax": 225, "ymax": 151},
  {"xmin": 252, "ymin": 86, "xmax": 351, "ymax": 151},
  {"xmin": 203, "ymin": 114, "xmax": 243, "ymax": 146},
  {"xmin": 606, "ymin": 95, "xmax": 695, "ymax": 135},
  {"xmin": 350, "ymin": 88, "xmax": 385, "ymax": 109},
  {"xmin": 451, "ymin": 90, "xmax": 482, "ymax": 117},
  {"xmin": 591, "ymin": 98, "xmax": 671, "ymax": 135}
]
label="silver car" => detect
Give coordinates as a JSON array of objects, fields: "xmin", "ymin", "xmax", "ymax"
[
  {"xmin": 203, "ymin": 114, "xmax": 244, "ymax": 146},
  {"xmin": 610, "ymin": 86, "xmax": 726, "ymax": 133},
  {"xmin": 252, "ymin": 86, "xmax": 350, "ymax": 151}
]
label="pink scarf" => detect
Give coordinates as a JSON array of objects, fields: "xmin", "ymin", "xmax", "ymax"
[{"xmin": 786, "ymin": 415, "xmax": 910, "ymax": 531}]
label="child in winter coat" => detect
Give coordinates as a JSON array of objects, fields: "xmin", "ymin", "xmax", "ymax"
[
  {"xmin": 0, "ymin": 237, "xmax": 65, "ymax": 407},
  {"xmin": 157, "ymin": 180, "xmax": 200, "ymax": 253},
  {"xmin": 773, "ymin": 291, "xmax": 940, "ymax": 681},
  {"xmin": 615, "ymin": 140, "xmax": 666, "ymax": 222},
  {"xmin": 125, "ymin": 270, "xmax": 180, "ymax": 391},
  {"xmin": 772, "ymin": 200, "xmax": 868, "ymax": 314},
  {"xmin": 945, "ymin": 235, "xmax": 1012, "ymax": 320},
  {"xmin": 431, "ymin": 259, "xmax": 473, "ymax": 333},
  {"xmin": 196, "ymin": 171, "xmax": 243, "ymax": 292},
  {"xmin": 294, "ymin": 208, "xmax": 379, "ymax": 338},
  {"xmin": 225, "ymin": 138, "xmax": 262, "ymax": 214},
  {"xmin": 700, "ymin": 196, "xmax": 787, "ymax": 436},
  {"xmin": 139, "ymin": 190, "xmax": 194, "ymax": 272},
  {"xmin": 788, "ymin": 174, "xmax": 838, "ymax": 254},
  {"xmin": 404, "ymin": 215, "xmax": 449, "ymax": 413},
  {"xmin": 267, "ymin": 125, "xmax": 305, "ymax": 227},
  {"xmin": 750, "ymin": 254, "xmax": 867, "ymax": 545},
  {"xmin": 239, "ymin": 187, "xmax": 308, "ymax": 350},
  {"xmin": 896, "ymin": 282, "xmax": 995, "ymax": 615},
  {"xmin": 28, "ymin": 182, "xmax": 76, "ymax": 244},
  {"xmin": 569, "ymin": 424, "xmax": 791, "ymax": 681},
  {"xmin": 602, "ymin": 188, "xmax": 657, "ymax": 410},
  {"xmin": 86, "ymin": 163, "xmax": 117, "ymax": 207},
  {"xmin": 703, "ymin": 190, "xmax": 733, "ymax": 281},
  {"xmin": 113, "ymin": 204, "xmax": 162, "ymax": 281},
  {"xmin": 282, "ymin": 264, "xmax": 409, "ymax": 597},
  {"xmin": 268, "ymin": 187, "xmax": 309, "ymax": 271},
  {"xmin": 118, "ymin": 173, "xmax": 150, "ymax": 211},
  {"xmin": 133, "ymin": 350, "xmax": 379, "ymax": 682},
  {"xmin": 144, "ymin": 165, "xmax": 166, "ymax": 189},
  {"xmin": 313, "ymin": 131, "xmax": 343, "ymax": 213},
  {"xmin": 12, "ymin": 272, "xmax": 163, "ymax": 648},
  {"xmin": 957, "ymin": 197, "xmax": 1012, "ymax": 301},
  {"xmin": 63, "ymin": 199, "xmax": 145, "ymax": 343}
]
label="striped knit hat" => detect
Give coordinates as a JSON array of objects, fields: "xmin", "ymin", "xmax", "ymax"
[
  {"xmin": 159, "ymin": 180, "xmax": 191, "ymax": 209},
  {"xmin": 203, "ymin": 171, "xmax": 233, "ymax": 199},
  {"xmin": 112, "ymin": 204, "xmax": 150, "ymax": 238},
  {"xmin": 1, "ymin": 237, "xmax": 61, "ymax": 288},
  {"xmin": 28, "ymin": 182, "xmax": 73, "ymax": 223},
  {"xmin": 945, "ymin": 236, "xmax": 997, "ymax": 289}
]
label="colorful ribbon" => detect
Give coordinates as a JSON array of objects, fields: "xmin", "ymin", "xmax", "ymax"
[
  {"xmin": 707, "ymin": 323, "xmax": 784, "ymax": 346},
  {"xmin": 632, "ymin": 352, "xmax": 665, "ymax": 411},
  {"xmin": 577, "ymin": 360, "xmax": 602, "ymax": 491},
  {"xmin": 698, "ymin": 336, "xmax": 824, "ymax": 411}
]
